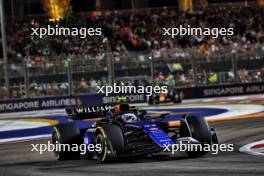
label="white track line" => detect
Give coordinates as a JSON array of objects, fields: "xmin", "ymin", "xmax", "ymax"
[
  {"xmin": 144, "ymin": 104, "xmax": 264, "ymax": 120},
  {"xmin": 0, "ymin": 134, "xmax": 51, "ymax": 144},
  {"xmin": 204, "ymin": 104, "xmax": 264, "ymax": 120},
  {"xmin": 0, "ymin": 120, "xmax": 50, "ymax": 132}
]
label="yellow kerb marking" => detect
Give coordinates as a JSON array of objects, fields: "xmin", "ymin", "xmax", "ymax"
[{"xmin": 16, "ymin": 118, "xmax": 59, "ymax": 125}]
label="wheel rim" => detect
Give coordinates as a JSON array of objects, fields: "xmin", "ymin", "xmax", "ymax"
[
  {"xmin": 52, "ymin": 131, "xmax": 60, "ymax": 159},
  {"xmin": 96, "ymin": 135, "xmax": 104, "ymax": 154},
  {"xmin": 95, "ymin": 133, "xmax": 108, "ymax": 162}
]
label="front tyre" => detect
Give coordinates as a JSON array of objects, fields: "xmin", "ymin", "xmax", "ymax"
[
  {"xmin": 95, "ymin": 125, "xmax": 124, "ymax": 163},
  {"xmin": 185, "ymin": 116, "xmax": 212, "ymax": 157}
]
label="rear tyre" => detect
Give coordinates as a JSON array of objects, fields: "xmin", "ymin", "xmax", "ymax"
[
  {"xmin": 185, "ymin": 116, "xmax": 212, "ymax": 157},
  {"xmin": 153, "ymin": 94, "xmax": 160, "ymax": 104},
  {"xmin": 172, "ymin": 90, "xmax": 182, "ymax": 103},
  {"xmin": 52, "ymin": 123, "xmax": 81, "ymax": 160},
  {"xmin": 148, "ymin": 95, "xmax": 159, "ymax": 105},
  {"xmin": 148, "ymin": 95, "xmax": 154, "ymax": 105}
]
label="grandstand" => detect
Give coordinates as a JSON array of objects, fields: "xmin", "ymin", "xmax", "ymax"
[{"xmin": 0, "ymin": 0, "xmax": 263, "ymax": 100}]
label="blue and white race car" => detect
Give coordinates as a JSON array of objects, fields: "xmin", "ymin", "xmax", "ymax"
[{"xmin": 52, "ymin": 103, "xmax": 218, "ymax": 163}]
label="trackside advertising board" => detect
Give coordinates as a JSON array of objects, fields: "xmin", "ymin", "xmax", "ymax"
[
  {"xmin": 0, "ymin": 94, "xmax": 145, "ymax": 113},
  {"xmin": 0, "ymin": 82, "xmax": 263, "ymax": 113},
  {"xmin": 179, "ymin": 82, "xmax": 264, "ymax": 99}
]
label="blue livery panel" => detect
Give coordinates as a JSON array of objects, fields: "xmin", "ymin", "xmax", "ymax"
[{"xmin": 143, "ymin": 124, "xmax": 174, "ymax": 147}]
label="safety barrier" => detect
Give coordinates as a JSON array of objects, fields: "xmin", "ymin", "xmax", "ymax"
[{"xmin": 0, "ymin": 82, "xmax": 263, "ymax": 113}]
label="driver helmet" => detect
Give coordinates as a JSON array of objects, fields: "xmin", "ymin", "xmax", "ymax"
[{"xmin": 121, "ymin": 113, "xmax": 138, "ymax": 123}]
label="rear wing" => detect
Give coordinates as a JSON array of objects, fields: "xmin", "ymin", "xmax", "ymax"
[{"xmin": 66, "ymin": 105, "xmax": 114, "ymax": 119}]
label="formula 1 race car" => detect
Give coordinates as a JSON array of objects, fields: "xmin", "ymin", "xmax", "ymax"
[
  {"xmin": 52, "ymin": 103, "xmax": 218, "ymax": 163},
  {"xmin": 148, "ymin": 88, "xmax": 182, "ymax": 105}
]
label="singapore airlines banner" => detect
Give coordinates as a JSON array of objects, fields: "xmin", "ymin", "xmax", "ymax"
[
  {"xmin": 180, "ymin": 82, "xmax": 264, "ymax": 99},
  {"xmin": 0, "ymin": 93, "xmax": 145, "ymax": 113}
]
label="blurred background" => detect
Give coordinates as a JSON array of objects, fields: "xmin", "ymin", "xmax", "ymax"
[{"xmin": 0, "ymin": 0, "xmax": 263, "ymax": 100}]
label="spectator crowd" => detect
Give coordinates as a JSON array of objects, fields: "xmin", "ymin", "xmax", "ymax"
[{"xmin": 1, "ymin": 5, "xmax": 264, "ymax": 99}]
